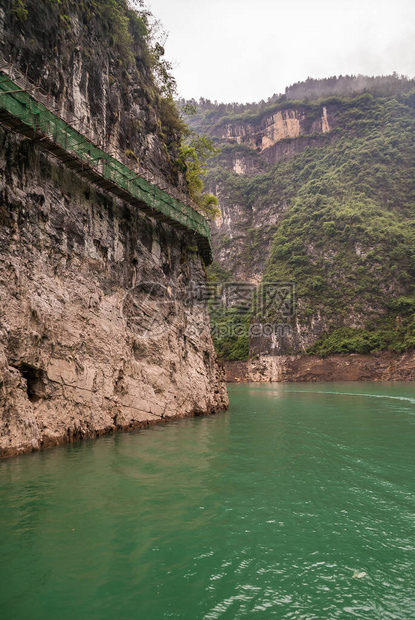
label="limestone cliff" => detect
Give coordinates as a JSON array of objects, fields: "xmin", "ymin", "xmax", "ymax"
[
  {"xmin": 225, "ymin": 352, "xmax": 415, "ymax": 383},
  {"xmin": 191, "ymin": 81, "xmax": 415, "ymax": 361},
  {"xmin": 0, "ymin": 0, "xmax": 186, "ymax": 184},
  {"xmin": 0, "ymin": 0, "xmax": 228, "ymax": 457},
  {"xmin": 193, "ymin": 102, "xmax": 341, "ymax": 285},
  {"xmin": 215, "ymin": 105, "xmax": 334, "ymax": 154},
  {"xmin": 189, "ymin": 101, "xmax": 340, "ymax": 173}
]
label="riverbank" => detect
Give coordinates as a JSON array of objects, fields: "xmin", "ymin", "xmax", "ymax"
[{"xmin": 225, "ymin": 351, "xmax": 415, "ymax": 382}]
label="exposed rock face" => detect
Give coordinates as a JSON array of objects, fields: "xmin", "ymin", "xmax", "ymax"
[
  {"xmin": 0, "ymin": 130, "xmax": 227, "ymax": 458},
  {"xmin": 225, "ymin": 352, "xmax": 415, "ymax": 383},
  {"xmin": 205, "ymin": 104, "xmax": 341, "ymax": 287},
  {"xmin": 213, "ymin": 105, "xmax": 337, "ymax": 159},
  {"xmin": 0, "ymin": 0, "xmax": 185, "ymax": 185},
  {"xmin": 0, "ymin": 1, "xmax": 228, "ymax": 457},
  {"xmin": 198, "ymin": 85, "xmax": 415, "ymax": 361}
]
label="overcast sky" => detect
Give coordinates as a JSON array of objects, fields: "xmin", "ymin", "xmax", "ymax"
[{"xmin": 145, "ymin": 0, "xmax": 415, "ymax": 103}]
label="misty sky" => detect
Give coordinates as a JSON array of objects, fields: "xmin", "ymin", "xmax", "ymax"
[{"xmin": 146, "ymin": 0, "xmax": 415, "ymax": 103}]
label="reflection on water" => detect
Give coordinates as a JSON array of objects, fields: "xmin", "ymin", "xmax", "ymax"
[{"xmin": 0, "ymin": 382, "xmax": 414, "ymax": 619}]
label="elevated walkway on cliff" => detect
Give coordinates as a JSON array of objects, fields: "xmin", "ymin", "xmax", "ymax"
[{"xmin": 0, "ymin": 59, "xmax": 213, "ymax": 264}]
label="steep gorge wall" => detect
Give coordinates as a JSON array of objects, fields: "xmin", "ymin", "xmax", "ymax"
[
  {"xmin": 225, "ymin": 352, "xmax": 415, "ymax": 383},
  {"xmin": 0, "ymin": 1, "xmax": 228, "ymax": 457},
  {"xmin": 0, "ymin": 130, "xmax": 227, "ymax": 458},
  {"xmin": 0, "ymin": 0, "xmax": 185, "ymax": 183},
  {"xmin": 198, "ymin": 87, "xmax": 415, "ymax": 361},
  {"xmin": 215, "ymin": 105, "xmax": 334, "ymax": 154},
  {"xmin": 204, "ymin": 104, "xmax": 341, "ymax": 284}
]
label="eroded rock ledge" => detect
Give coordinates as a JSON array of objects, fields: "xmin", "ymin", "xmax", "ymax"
[
  {"xmin": 225, "ymin": 352, "xmax": 415, "ymax": 383},
  {"xmin": 0, "ymin": 130, "xmax": 228, "ymax": 458}
]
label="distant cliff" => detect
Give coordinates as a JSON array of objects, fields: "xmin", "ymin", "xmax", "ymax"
[
  {"xmin": 188, "ymin": 77, "xmax": 415, "ymax": 360},
  {"xmin": 0, "ymin": 0, "xmax": 227, "ymax": 458}
]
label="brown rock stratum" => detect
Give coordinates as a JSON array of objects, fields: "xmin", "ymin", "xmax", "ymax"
[{"xmin": 225, "ymin": 353, "xmax": 415, "ymax": 383}]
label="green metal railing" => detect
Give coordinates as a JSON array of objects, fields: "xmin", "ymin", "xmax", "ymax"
[{"xmin": 0, "ymin": 65, "xmax": 213, "ymax": 263}]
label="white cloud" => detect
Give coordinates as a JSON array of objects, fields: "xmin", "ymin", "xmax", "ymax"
[{"xmin": 146, "ymin": 0, "xmax": 415, "ymax": 102}]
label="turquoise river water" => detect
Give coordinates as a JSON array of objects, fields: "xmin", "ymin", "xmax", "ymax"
[{"xmin": 1, "ymin": 382, "xmax": 415, "ymax": 619}]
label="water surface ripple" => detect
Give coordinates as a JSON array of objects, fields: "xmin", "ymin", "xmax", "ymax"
[{"xmin": 1, "ymin": 382, "xmax": 415, "ymax": 619}]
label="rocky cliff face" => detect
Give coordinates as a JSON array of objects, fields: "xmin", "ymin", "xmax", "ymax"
[
  {"xmin": 0, "ymin": 0, "xmax": 228, "ymax": 457},
  {"xmin": 0, "ymin": 0, "xmax": 185, "ymax": 184},
  {"xmin": 203, "ymin": 103, "xmax": 341, "ymax": 285},
  {"xmin": 215, "ymin": 105, "xmax": 334, "ymax": 154},
  {"xmin": 225, "ymin": 351, "xmax": 415, "ymax": 383},
  {"xmin": 194, "ymin": 84, "xmax": 415, "ymax": 360}
]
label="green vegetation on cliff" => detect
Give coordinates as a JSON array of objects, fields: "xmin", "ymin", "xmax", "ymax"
[
  {"xmin": 308, "ymin": 296, "xmax": 415, "ymax": 356},
  {"xmin": 196, "ymin": 83, "xmax": 415, "ymax": 358},
  {"xmin": 5, "ymin": 0, "xmax": 217, "ymax": 216},
  {"xmin": 261, "ymin": 94, "xmax": 415, "ymax": 317},
  {"xmin": 6, "ymin": 0, "xmax": 184, "ymax": 164},
  {"xmin": 184, "ymin": 75, "xmax": 415, "ymax": 136},
  {"xmin": 177, "ymin": 129, "xmax": 220, "ymax": 217}
]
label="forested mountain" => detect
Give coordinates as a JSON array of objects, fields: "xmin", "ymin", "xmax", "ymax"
[{"xmin": 187, "ymin": 77, "xmax": 415, "ymax": 360}]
